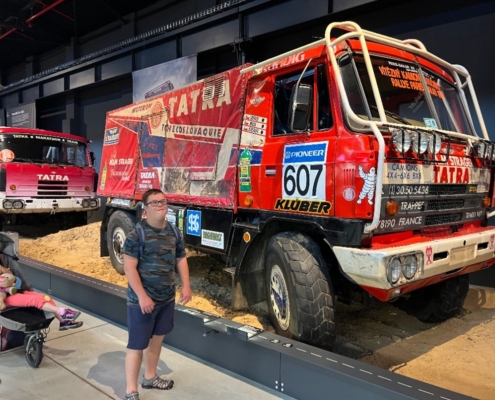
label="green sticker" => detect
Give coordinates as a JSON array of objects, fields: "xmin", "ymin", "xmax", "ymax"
[{"xmin": 239, "ymin": 148, "xmax": 252, "ymax": 192}]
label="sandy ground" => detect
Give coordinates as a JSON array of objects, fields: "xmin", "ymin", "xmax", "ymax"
[{"xmin": 16, "ymin": 222, "xmax": 495, "ymax": 399}]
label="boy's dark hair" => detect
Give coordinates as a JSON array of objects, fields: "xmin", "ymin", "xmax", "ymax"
[{"xmin": 143, "ymin": 188, "xmax": 164, "ymax": 205}]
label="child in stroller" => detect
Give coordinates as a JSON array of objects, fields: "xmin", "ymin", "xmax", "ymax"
[{"xmin": 0, "ymin": 239, "xmax": 83, "ymax": 331}]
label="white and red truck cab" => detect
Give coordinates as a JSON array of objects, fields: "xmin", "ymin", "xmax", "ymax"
[{"xmin": 0, "ymin": 127, "xmax": 99, "ymax": 225}]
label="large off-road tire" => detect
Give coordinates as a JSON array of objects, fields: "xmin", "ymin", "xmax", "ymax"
[
  {"xmin": 107, "ymin": 211, "xmax": 135, "ymax": 274},
  {"xmin": 395, "ymin": 275, "xmax": 469, "ymax": 323},
  {"xmin": 265, "ymin": 232, "xmax": 335, "ymax": 349}
]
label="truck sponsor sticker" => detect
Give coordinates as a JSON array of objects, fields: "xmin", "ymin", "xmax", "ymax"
[
  {"xmin": 162, "ymin": 124, "xmax": 225, "ymax": 143},
  {"xmin": 399, "ymin": 201, "xmax": 425, "ymax": 211},
  {"xmin": 242, "ymin": 114, "xmax": 266, "ymax": 136},
  {"xmin": 249, "ymin": 96, "xmax": 265, "ymax": 107},
  {"xmin": 425, "ymin": 246, "xmax": 433, "ymax": 265},
  {"xmin": 378, "ymin": 61, "xmax": 444, "ymax": 99},
  {"xmin": 424, "ymin": 118, "xmax": 438, "ymax": 128},
  {"xmin": 137, "ymin": 168, "xmax": 160, "ymax": 192},
  {"xmin": 283, "ymin": 142, "xmax": 327, "ymax": 200},
  {"xmin": 201, "ymin": 229, "xmax": 224, "ymax": 249},
  {"xmin": 274, "ymin": 198, "xmax": 331, "ymax": 215},
  {"xmin": 103, "ymin": 127, "xmax": 120, "ymax": 146},
  {"xmin": 186, "ymin": 210, "xmax": 201, "ymax": 237},
  {"xmin": 384, "ymin": 157, "xmax": 490, "ymax": 187},
  {"xmin": 239, "ymin": 148, "xmax": 252, "ymax": 192},
  {"xmin": 376, "ymin": 209, "xmax": 484, "ymax": 233},
  {"xmin": 357, "ymin": 166, "xmax": 376, "ymax": 205}
]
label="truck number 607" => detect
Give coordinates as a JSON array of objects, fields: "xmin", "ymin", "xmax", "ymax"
[{"xmin": 283, "ymin": 164, "xmax": 324, "ymax": 198}]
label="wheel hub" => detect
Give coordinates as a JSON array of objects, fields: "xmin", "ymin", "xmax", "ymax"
[
  {"xmin": 112, "ymin": 227, "xmax": 126, "ymax": 263},
  {"xmin": 269, "ymin": 265, "xmax": 290, "ymax": 330}
]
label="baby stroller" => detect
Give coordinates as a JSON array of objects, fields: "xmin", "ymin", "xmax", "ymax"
[{"xmin": 0, "ymin": 232, "xmax": 55, "ymax": 368}]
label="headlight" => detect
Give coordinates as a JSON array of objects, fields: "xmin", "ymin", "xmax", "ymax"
[
  {"xmin": 82, "ymin": 199, "xmax": 90, "ymax": 208},
  {"xmin": 402, "ymin": 254, "xmax": 418, "ymax": 279},
  {"xmin": 390, "ymin": 129, "xmax": 411, "ymax": 153},
  {"xmin": 411, "ymin": 132, "xmax": 429, "ymax": 154},
  {"xmin": 475, "ymin": 142, "xmax": 486, "ymax": 158},
  {"xmin": 12, "ymin": 200, "xmax": 24, "ymax": 209},
  {"xmin": 90, "ymin": 199, "xmax": 98, "ymax": 207},
  {"xmin": 3, "ymin": 200, "xmax": 12, "ymax": 209},
  {"xmin": 387, "ymin": 257, "xmax": 402, "ymax": 284},
  {"xmin": 428, "ymin": 133, "xmax": 442, "ymax": 155},
  {"xmin": 485, "ymin": 143, "xmax": 493, "ymax": 161}
]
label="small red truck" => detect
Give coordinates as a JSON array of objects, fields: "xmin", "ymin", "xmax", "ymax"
[
  {"xmin": 98, "ymin": 21, "xmax": 495, "ymax": 348},
  {"xmin": 0, "ymin": 127, "xmax": 100, "ymax": 227}
]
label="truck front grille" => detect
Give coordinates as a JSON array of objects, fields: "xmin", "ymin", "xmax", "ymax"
[
  {"xmin": 37, "ymin": 180, "xmax": 68, "ymax": 197},
  {"xmin": 426, "ymin": 199, "xmax": 465, "ymax": 211},
  {"xmin": 428, "ymin": 185, "xmax": 467, "ymax": 196},
  {"xmin": 425, "ymin": 213, "xmax": 463, "ymax": 226}
]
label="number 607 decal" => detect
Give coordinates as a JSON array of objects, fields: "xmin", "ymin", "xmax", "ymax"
[{"xmin": 283, "ymin": 142, "xmax": 327, "ymax": 200}]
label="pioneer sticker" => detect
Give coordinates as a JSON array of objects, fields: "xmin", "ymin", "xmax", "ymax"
[{"xmin": 283, "ymin": 142, "xmax": 327, "ymax": 200}]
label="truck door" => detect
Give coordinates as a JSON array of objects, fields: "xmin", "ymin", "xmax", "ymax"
[{"xmin": 260, "ymin": 62, "xmax": 335, "ymax": 215}]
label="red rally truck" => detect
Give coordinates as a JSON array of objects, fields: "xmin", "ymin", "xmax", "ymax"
[
  {"xmin": 98, "ymin": 21, "xmax": 495, "ymax": 348},
  {"xmin": 0, "ymin": 127, "xmax": 100, "ymax": 226}
]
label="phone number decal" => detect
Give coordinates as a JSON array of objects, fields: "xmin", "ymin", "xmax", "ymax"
[{"xmin": 388, "ymin": 185, "xmax": 430, "ymax": 196}]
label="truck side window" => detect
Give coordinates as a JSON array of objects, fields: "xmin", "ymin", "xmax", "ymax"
[
  {"xmin": 273, "ymin": 69, "xmax": 314, "ymax": 136},
  {"xmin": 317, "ymin": 63, "xmax": 333, "ymax": 131},
  {"xmin": 273, "ymin": 64, "xmax": 332, "ymax": 135}
]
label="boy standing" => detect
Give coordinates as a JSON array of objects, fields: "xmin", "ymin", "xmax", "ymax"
[{"xmin": 123, "ymin": 188, "xmax": 191, "ymax": 400}]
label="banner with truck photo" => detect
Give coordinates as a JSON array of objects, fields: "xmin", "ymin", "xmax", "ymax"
[
  {"xmin": 132, "ymin": 55, "xmax": 197, "ymax": 102},
  {"xmin": 98, "ymin": 65, "xmax": 248, "ymax": 207}
]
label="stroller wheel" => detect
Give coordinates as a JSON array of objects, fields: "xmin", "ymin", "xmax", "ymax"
[{"xmin": 25, "ymin": 335, "xmax": 43, "ymax": 368}]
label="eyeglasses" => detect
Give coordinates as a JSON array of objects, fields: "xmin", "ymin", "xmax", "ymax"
[{"xmin": 145, "ymin": 199, "xmax": 168, "ymax": 207}]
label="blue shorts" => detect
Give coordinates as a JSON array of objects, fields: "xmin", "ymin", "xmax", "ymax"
[{"xmin": 127, "ymin": 301, "xmax": 175, "ymax": 350}]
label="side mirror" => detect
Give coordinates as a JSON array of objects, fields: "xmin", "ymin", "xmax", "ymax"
[
  {"xmin": 90, "ymin": 151, "xmax": 95, "ymax": 166},
  {"xmin": 289, "ymin": 83, "xmax": 313, "ymax": 132}
]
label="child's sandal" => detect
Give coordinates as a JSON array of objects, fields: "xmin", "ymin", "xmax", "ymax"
[{"xmin": 141, "ymin": 375, "xmax": 174, "ymax": 390}]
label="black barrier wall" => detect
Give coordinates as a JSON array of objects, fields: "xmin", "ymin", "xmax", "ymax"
[{"xmin": 18, "ymin": 256, "xmax": 473, "ymax": 400}]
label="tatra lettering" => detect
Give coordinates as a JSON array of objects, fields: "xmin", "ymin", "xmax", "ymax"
[
  {"xmin": 37, "ymin": 174, "xmax": 69, "ymax": 181},
  {"xmin": 140, "ymin": 172, "xmax": 155, "ymax": 179},
  {"xmin": 433, "ymin": 165, "xmax": 470, "ymax": 183}
]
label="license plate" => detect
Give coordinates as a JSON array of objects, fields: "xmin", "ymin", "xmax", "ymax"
[{"xmin": 450, "ymin": 245, "xmax": 475, "ymax": 265}]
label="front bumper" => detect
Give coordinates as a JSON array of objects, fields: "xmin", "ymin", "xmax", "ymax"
[
  {"xmin": 333, "ymin": 228, "xmax": 495, "ymax": 293},
  {"xmin": 0, "ymin": 197, "xmax": 100, "ymax": 213}
]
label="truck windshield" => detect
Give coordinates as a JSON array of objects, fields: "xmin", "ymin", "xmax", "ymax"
[
  {"xmin": 0, "ymin": 134, "xmax": 89, "ymax": 167},
  {"xmin": 339, "ymin": 54, "xmax": 474, "ymax": 135}
]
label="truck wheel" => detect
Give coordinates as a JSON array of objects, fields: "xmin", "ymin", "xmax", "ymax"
[
  {"xmin": 395, "ymin": 275, "xmax": 469, "ymax": 323},
  {"xmin": 107, "ymin": 211, "xmax": 135, "ymax": 275},
  {"xmin": 265, "ymin": 232, "xmax": 335, "ymax": 349}
]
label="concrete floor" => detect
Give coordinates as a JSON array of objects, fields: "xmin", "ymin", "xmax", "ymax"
[{"xmin": 0, "ymin": 300, "xmax": 293, "ymax": 400}]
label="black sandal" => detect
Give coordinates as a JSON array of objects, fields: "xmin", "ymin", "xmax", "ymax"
[
  {"xmin": 124, "ymin": 391, "xmax": 139, "ymax": 400},
  {"xmin": 141, "ymin": 375, "xmax": 174, "ymax": 390}
]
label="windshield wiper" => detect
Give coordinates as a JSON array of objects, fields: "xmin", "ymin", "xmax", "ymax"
[{"xmin": 370, "ymin": 105, "xmax": 412, "ymax": 126}]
